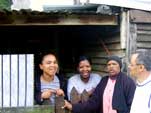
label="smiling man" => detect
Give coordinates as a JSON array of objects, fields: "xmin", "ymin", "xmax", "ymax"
[{"xmin": 129, "ymin": 50, "xmax": 151, "ymax": 113}]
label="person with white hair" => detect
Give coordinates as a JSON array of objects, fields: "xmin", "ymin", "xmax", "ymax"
[{"xmin": 129, "ymin": 50, "xmax": 151, "ymax": 113}]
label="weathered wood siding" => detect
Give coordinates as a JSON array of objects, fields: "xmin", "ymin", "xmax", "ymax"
[
  {"xmin": 83, "ymin": 31, "xmax": 125, "ymax": 75},
  {"xmin": 129, "ymin": 23, "xmax": 151, "ymax": 55},
  {"xmin": 136, "ymin": 24, "xmax": 151, "ymax": 50},
  {"xmin": 129, "ymin": 23, "xmax": 137, "ymax": 56},
  {"xmin": 129, "ymin": 10, "xmax": 151, "ymax": 54},
  {"xmin": 125, "ymin": 10, "xmax": 151, "ymax": 70}
]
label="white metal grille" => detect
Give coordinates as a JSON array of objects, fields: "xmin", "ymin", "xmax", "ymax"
[{"xmin": 0, "ymin": 54, "xmax": 34, "ymax": 107}]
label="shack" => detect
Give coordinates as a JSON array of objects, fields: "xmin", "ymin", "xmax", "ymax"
[
  {"xmin": 0, "ymin": 4, "xmax": 122, "ymax": 75},
  {"xmin": 0, "ymin": 3, "xmax": 151, "ymax": 109},
  {"xmin": 0, "ymin": 6, "xmax": 151, "ymax": 75}
]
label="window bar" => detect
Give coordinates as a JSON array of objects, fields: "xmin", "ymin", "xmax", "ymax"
[
  {"xmin": 25, "ymin": 55, "xmax": 27, "ymax": 107},
  {"xmin": 1, "ymin": 55, "xmax": 3, "ymax": 108},
  {"xmin": 10, "ymin": 55, "xmax": 11, "ymax": 107},
  {"xmin": 17, "ymin": 55, "xmax": 19, "ymax": 107}
]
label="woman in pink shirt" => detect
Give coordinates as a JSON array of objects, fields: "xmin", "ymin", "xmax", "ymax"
[{"xmin": 63, "ymin": 55, "xmax": 136, "ymax": 113}]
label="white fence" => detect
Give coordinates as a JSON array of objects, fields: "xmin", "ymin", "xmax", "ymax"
[{"xmin": 0, "ymin": 54, "xmax": 34, "ymax": 107}]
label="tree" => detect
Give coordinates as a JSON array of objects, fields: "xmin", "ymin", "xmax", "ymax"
[{"xmin": 0, "ymin": 0, "xmax": 11, "ymax": 10}]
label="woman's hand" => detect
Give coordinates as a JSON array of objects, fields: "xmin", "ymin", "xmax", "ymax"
[
  {"xmin": 88, "ymin": 88, "xmax": 95, "ymax": 96},
  {"xmin": 41, "ymin": 89, "xmax": 56, "ymax": 99},
  {"xmin": 56, "ymin": 89, "xmax": 65, "ymax": 96},
  {"xmin": 62, "ymin": 100, "xmax": 72, "ymax": 111}
]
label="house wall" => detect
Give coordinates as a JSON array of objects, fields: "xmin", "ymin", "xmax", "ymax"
[
  {"xmin": 82, "ymin": 27, "xmax": 126, "ymax": 75},
  {"xmin": 129, "ymin": 9, "xmax": 151, "ymax": 60},
  {"xmin": 0, "ymin": 25, "xmax": 126, "ymax": 77},
  {"xmin": 129, "ymin": 23, "xmax": 151, "ymax": 54},
  {"xmin": 136, "ymin": 24, "xmax": 151, "ymax": 50}
]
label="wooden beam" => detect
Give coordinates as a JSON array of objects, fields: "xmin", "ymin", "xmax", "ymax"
[
  {"xmin": 120, "ymin": 11, "xmax": 128, "ymax": 49},
  {"xmin": 0, "ymin": 13, "xmax": 118, "ymax": 25}
]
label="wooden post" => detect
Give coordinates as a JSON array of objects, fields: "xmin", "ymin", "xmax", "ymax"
[
  {"xmin": 81, "ymin": 90, "xmax": 89, "ymax": 103},
  {"xmin": 70, "ymin": 87, "xmax": 81, "ymax": 104},
  {"xmin": 69, "ymin": 88, "xmax": 90, "ymax": 113},
  {"xmin": 55, "ymin": 96, "xmax": 65, "ymax": 113}
]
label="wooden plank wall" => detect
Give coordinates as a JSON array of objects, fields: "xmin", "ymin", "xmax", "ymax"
[
  {"xmin": 129, "ymin": 10, "xmax": 151, "ymax": 59},
  {"xmin": 129, "ymin": 23, "xmax": 151, "ymax": 59},
  {"xmin": 83, "ymin": 33, "xmax": 125, "ymax": 76},
  {"xmin": 136, "ymin": 24, "xmax": 151, "ymax": 50},
  {"xmin": 129, "ymin": 23, "xmax": 137, "ymax": 58},
  {"xmin": 0, "ymin": 54, "xmax": 34, "ymax": 107}
]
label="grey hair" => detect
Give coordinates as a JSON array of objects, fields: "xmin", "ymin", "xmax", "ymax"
[{"xmin": 135, "ymin": 49, "xmax": 151, "ymax": 71}]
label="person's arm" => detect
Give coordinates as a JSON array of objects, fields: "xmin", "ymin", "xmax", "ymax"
[
  {"xmin": 125, "ymin": 76, "xmax": 136, "ymax": 112},
  {"xmin": 34, "ymin": 76, "xmax": 44, "ymax": 105},
  {"xmin": 73, "ymin": 83, "xmax": 101, "ymax": 113},
  {"xmin": 148, "ymin": 94, "xmax": 151, "ymax": 113},
  {"xmin": 41, "ymin": 89, "xmax": 56, "ymax": 99},
  {"xmin": 87, "ymin": 73, "xmax": 102, "ymax": 96},
  {"xmin": 56, "ymin": 73, "xmax": 68, "ymax": 100},
  {"xmin": 63, "ymin": 80, "xmax": 103, "ymax": 113},
  {"xmin": 55, "ymin": 89, "xmax": 65, "ymax": 96},
  {"xmin": 87, "ymin": 88, "xmax": 95, "ymax": 96},
  {"xmin": 34, "ymin": 76, "xmax": 58, "ymax": 104},
  {"xmin": 35, "ymin": 93, "xmax": 43, "ymax": 104}
]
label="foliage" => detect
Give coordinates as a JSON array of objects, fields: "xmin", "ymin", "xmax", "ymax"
[
  {"xmin": 0, "ymin": 106, "xmax": 54, "ymax": 113},
  {"xmin": 26, "ymin": 107, "xmax": 54, "ymax": 113},
  {"xmin": 0, "ymin": 0, "xmax": 11, "ymax": 10}
]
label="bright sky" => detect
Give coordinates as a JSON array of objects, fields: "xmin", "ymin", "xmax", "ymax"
[
  {"xmin": 30, "ymin": 0, "xmax": 74, "ymax": 11},
  {"xmin": 30, "ymin": 0, "xmax": 151, "ymax": 11},
  {"xmin": 90, "ymin": 0, "xmax": 151, "ymax": 11},
  {"xmin": 11, "ymin": 0, "xmax": 151, "ymax": 11}
]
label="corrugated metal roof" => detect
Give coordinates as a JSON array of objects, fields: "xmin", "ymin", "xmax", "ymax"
[
  {"xmin": 43, "ymin": 4, "xmax": 99, "ymax": 12},
  {"xmin": 0, "ymin": 5, "xmax": 120, "ymax": 25},
  {"xmin": 0, "ymin": 4, "xmax": 120, "ymax": 15}
]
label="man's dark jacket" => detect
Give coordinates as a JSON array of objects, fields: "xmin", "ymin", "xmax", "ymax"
[{"xmin": 72, "ymin": 72, "xmax": 136, "ymax": 113}]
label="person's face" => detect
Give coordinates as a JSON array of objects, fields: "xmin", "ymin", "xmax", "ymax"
[
  {"xmin": 107, "ymin": 60, "xmax": 121, "ymax": 76},
  {"xmin": 128, "ymin": 54, "xmax": 140, "ymax": 78},
  {"xmin": 39, "ymin": 54, "xmax": 58, "ymax": 77},
  {"xmin": 78, "ymin": 60, "xmax": 91, "ymax": 79}
]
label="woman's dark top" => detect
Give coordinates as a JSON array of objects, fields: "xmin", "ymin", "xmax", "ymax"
[
  {"xmin": 34, "ymin": 73, "xmax": 68, "ymax": 105},
  {"xmin": 72, "ymin": 72, "xmax": 136, "ymax": 113}
]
